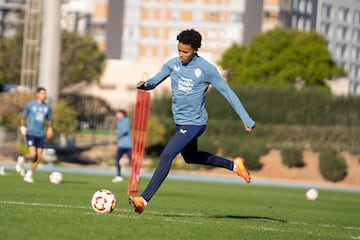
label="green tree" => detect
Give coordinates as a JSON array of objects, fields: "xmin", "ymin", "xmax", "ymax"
[
  {"xmin": 52, "ymin": 100, "xmax": 78, "ymax": 139},
  {"xmin": 0, "ymin": 30, "xmax": 106, "ymax": 88},
  {"xmin": 0, "ymin": 91, "xmax": 32, "ymax": 131},
  {"xmin": 0, "ymin": 31, "xmax": 23, "ymax": 84},
  {"xmin": 219, "ymin": 28, "xmax": 346, "ymax": 88},
  {"xmin": 60, "ymin": 31, "xmax": 106, "ymax": 88}
]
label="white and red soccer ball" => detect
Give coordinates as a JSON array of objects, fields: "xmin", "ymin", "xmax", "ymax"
[
  {"xmin": 49, "ymin": 171, "xmax": 63, "ymax": 184},
  {"xmin": 91, "ymin": 189, "xmax": 116, "ymax": 213}
]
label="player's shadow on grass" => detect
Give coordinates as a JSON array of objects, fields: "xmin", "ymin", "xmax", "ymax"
[
  {"xmin": 211, "ymin": 215, "xmax": 287, "ymax": 223},
  {"xmin": 159, "ymin": 213, "xmax": 286, "ymax": 223}
]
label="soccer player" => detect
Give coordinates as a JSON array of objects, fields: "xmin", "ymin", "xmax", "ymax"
[
  {"xmin": 17, "ymin": 87, "xmax": 53, "ymax": 183},
  {"xmin": 128, "ymin": 29, "xmax": 255, "ymax": 214},
  {"xmin": 112, "ymin": 109, "xmax": 132, "ymax": 183}
]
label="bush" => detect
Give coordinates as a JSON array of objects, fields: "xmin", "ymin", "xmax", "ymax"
[
  {"xmin": 281, "ymin": 147, "xmax": 305, "ymax": 168},
  {"xmin": 0, "ymin": 91, "xmax": 33, "ymax": 131},
  {"xmin": 319, "ymin": 149, "xmax": 347, "ymax": 182},
  {"xmin": 237, "ymin": 147, "xmax": 264, "ymax": 171},
  {"xmin": 52, "ymin": 100, "xmax": 78, "ymax": 139},
  {"xmin": 0, "ymin": 145, "xmax": 20, "ymax": 160}
]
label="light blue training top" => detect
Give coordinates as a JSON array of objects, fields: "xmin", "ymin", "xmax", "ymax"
[
  {"xmin": 139, "ymin": 54, "xmax": 255, "ymax": 128},
  {"xmin": 117, "ymin": 118, "xmax": 132, "ymax": 148},
  {"xmin": 23, "ymin": 100, "xmax": 52, "ymax": 137}
]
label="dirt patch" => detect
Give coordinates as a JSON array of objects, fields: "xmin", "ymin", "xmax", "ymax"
[{"xmin": 202, "ymin": 149, "xmax": 360, "ymax": 188}]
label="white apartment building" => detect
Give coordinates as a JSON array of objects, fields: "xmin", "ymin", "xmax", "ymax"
[{"xmin": 316, "ymin": 0, "xmax": 360, "ymax": 95}]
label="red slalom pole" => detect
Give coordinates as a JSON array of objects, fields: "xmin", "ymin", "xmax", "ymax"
[{"xmin": 127, "ymin": 89, "xmax": 151, "ymax": 195}]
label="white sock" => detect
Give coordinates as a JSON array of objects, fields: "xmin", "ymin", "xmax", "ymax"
[
  {"xmin": 17, "ymin": 156, "xmax": 24, "ymax": 164},
  {"xmin": 142, "ymin": 197, "xmax": 148, "ymax": 206},
  {"xmin": 233, "ymin": 163, "xmax": 237, "ymax": 172}
]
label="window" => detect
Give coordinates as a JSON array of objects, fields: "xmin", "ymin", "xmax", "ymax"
[
  {"xmin": 306, "ymin": 0, "xmax": 313, "ymax": 14},
  {"xmin": 338, "ymin": 7, "xmax": 349, "ymax": 22},
  {"xmin": 335, "ymin": 44, "xmax": 346, "ymax": 58},
  {"xmin": 209, "ymin": 11, "xmax": 219, "ymax": 22},
  {"xmin": 322, "ymin": 4, "xmax": 332, "ymax": 18},
  {"xmin": 297, "ymin": 16, "xmax": 305, "ymax": 30},
  {"xmin": 305, "ymin": 18, "xmax": 311, "ymax": 31},
  {"xmin": 193, "ymin": 11, "xmax": 202, "ymax": 22},
  {"xmin": 353, "ymin": 28, "xmax": 360, "ymax": 42},
  {"xmin": 351, "ymin": 47, "xmax": 360, "ymax": 60},
  {"xmin": 299, "ymin": 0, "xmax": 305, "ymax": 12},
  {"xmin": 337, "ymin": 26, "xmax": 348, "ymax": 40},
  {"xmin": 171, "ymin": 10, "xmax": 180, "ymax": 21},
  {"xmin": 230, "ymin": 12, "xmax": 243, "ymax": 23},
  {"xmin": 320, "ymin": 22, "xmax": 332, "ymax": 37},
  {"xmin": 356, "ymin": 66, "xmax": 360, "ymax": 78},
  {"xmin": 293, "ymin": 0, "xmax": 299, "ymax": 10},
  {"xmin": 291, "ymin": 15, "xmax": 298, "ymax": 28},
  {"xmin": 349, "ymin": 65, "xmax": 355, "ymax": 77},
  {"xmin": 354, "ymin": 11, "xmax": 360, "ymax": 24},
  {"xmin": 340, "ymin": 45, "xmax": 346, "ymax": 58}
]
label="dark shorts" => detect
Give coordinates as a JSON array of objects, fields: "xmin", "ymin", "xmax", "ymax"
[{"xmin": 26, "ymin": 135, "xmax": 45, "ymax": 149}]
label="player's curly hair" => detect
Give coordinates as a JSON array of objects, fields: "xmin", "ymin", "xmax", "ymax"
[{"xmin": 176, "ymin": 29, "xmax": 202, "ymax": 50}]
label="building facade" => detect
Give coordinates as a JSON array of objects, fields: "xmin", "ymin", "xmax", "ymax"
[
  {"xmin": 118, "ymin": 0, "xmax": 263, "ymax": 63},
  {"xmin": 316, "ymin": 0, "xmax": 360, "ymax": 95},
  {"xmin": 0, "ymin": 0, "xmax": 25, "ymax": 39}
]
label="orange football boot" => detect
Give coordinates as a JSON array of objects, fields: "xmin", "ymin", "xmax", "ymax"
[
  {"xmin": 234, "ymin": 157, "xmax": 251, "ymax": 184},
  {"xmin": 128, "ymin": 196, "xmax": 146, "ymax": 214}
]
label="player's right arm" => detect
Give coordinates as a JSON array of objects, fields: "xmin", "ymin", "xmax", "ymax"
[
  {"xmin": 20, "ymin": 102, "xmax": 30, "ymax": 136},
  {"xmin": 137, "ymin": 61, "xmax": 173, "ymax": 90},
  {"xmin": 20, "ymin": 116, "xmax": 27, "ymax": 136}
]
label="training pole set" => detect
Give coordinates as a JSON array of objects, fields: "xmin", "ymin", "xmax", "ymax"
[{"xmin": 127, "ymin": 89, "xmax": 151, "ymax": 195}]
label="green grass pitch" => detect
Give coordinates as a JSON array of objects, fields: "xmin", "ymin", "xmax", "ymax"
[{"xmin": 0, "ymin": 169, "xmax": 359, "ymax": 240}]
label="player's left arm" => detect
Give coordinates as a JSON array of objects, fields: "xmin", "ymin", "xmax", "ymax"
[
  {"xmin": 46, "ymin": 106, "xmax": 54, "ymax": 139},
  {"xmin": 208, "ymin": 67, "xmax": 255, "ymax": 131},
  {"xmin": 46, "ymin": 120, "xmax": 54, "ymax": 139}
]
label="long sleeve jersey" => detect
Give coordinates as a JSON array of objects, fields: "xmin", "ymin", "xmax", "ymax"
[
  {"xmin": 117, "ymin": 118, "xmax": 132, "ymax": 148},
  {"xmin": 139, "ymin": 54, "xmax": 255, "ymax": 128}
]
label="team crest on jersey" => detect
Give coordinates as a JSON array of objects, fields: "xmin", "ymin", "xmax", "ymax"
[
  {"xmin": 194, "ymin": 68, "xmax": 202, "ymax": 78},
  {"xmin": 174, "ymin": 65, "xmax": 180, "ymax": 71}
]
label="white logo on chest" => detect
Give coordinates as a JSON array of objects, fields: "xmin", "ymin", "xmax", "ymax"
[{"xmin": 194, "ymin": 68, "xmax": 202, "ymax": 78}]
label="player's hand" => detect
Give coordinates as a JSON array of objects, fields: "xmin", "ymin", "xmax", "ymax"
[
  {"xmin": 46, "ymin": 127, "xmax": 54, "ymax": 139},
  {"xmin": 136, "ymin": 81, "xmax": 147, "ymax": 89},
  {"xmin": 245, "ymin": 125, "xmax": 254, "ymax": 133},
  {"xmin": 20, "ymin": 126, "xmax": 27, "ymax": 136}
]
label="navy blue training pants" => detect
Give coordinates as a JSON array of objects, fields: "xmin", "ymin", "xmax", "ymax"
[
  {"xmin": 141, "ymin": 125, "xmax": 235, "ymax": 202},
  {"xmin": 115, "ymin": 147, "xmax": 131, "ymax": 176}
]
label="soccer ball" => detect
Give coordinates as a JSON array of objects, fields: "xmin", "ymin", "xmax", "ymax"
[
  {"xmin": 306, "ymin": 188, "xmax": 319, "ymax": 201},
  {"xmin": 49, "ymin": 171, "xmax": 63, "ymax": 184},
  {"xmin": 91, "ymin": 189, "xmax": 116, "ymax": 213}
]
